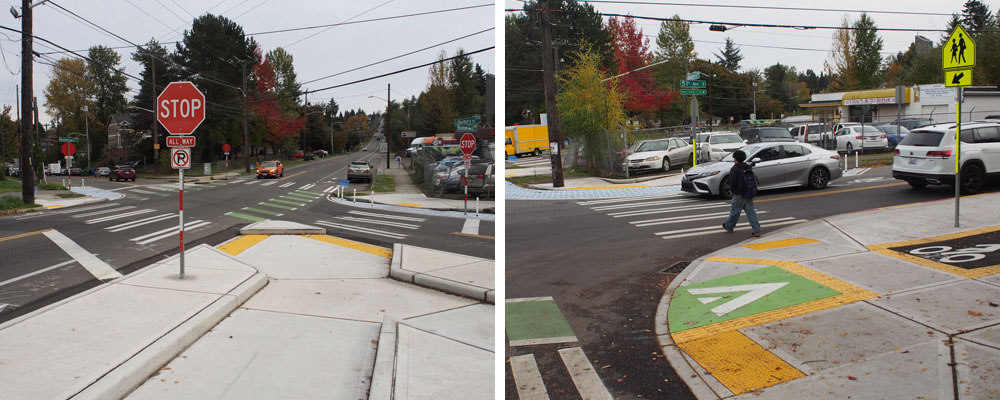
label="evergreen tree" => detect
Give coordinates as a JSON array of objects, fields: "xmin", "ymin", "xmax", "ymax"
[
  {"xmin": 714, "ymin": 37, "xmax": 743, "ymax": 72},
  {"xmin": 853, "ymin": 13, "xmax": 884, "ymax": 89}
]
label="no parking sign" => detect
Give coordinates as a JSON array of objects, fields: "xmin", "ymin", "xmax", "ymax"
[{"xmin": 170, "ymin": 148, "xmax": 191, "ymax": 169}]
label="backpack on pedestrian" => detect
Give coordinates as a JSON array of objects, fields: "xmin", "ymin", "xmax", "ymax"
[{"xmin": 741, "ymin": 167, "xmax": 757, "ymax": 199}]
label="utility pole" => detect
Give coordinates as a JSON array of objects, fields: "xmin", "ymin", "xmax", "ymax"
[
  {"xmin": 302, "ymin": 91, "xmax": 307, "ymax": 153},
  {"xmin": 19, "ymin": 0, "xmax": 34, "ymax": 203},
  {"xmin": 151, "ymin": 51, "xmax": 159, "ymax": 175},
  {"xmin": 241, "ymin": 62, "xmax": 250, "ymax": 173},
  {"xmin": 708, "ymin": 65, "xmax": 714, "ymax": 132},
  {"xmin": 539, "ymin": 0, "xmax": 564, "ymax": 187},
  {"xmin": 385, "ymin": 83, "xmax": 391, "ymax": 169}
]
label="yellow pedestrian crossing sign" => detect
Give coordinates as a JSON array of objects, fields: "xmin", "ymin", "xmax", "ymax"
[
  {"xmin": 945, "ymin": 69, "xmax": 973, "ymax": 87},
  {"xmin": 943, "ymin": 25, "xmax": 975, "ymax": 70}
]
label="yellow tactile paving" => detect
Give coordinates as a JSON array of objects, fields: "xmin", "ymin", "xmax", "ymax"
[
  {"xmin": 217, "ymin": 234, "xmax": 269, "ymax": 256},
  {"xmin": 677, "ymin": 330, "xmax": 805, "ymax": 395},
  {"xmin": 671, "ymin": 257, "xmax": 879, "ymax": 344},
  {"xmin": 867, "ymin": 225, "xmax": 1000, "ymax": 278},
  {"xmin": 742, "ymin": 238, "xmax": 819, "ymax": 251},
  {"xmin": 306, "ymin": 234, "xmax": 393, "ymax": 258}
]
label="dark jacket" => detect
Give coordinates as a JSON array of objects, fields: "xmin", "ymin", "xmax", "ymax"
[{"xmin": 728, "ymin": 162, "xmax": 754, "ymax": 197}]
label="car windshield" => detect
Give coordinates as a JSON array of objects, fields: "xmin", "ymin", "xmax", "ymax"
[
  {"xmin": 721, "ymin": 145, "xmax": 759, "ymax": 162},
  {"xmin": 899, "ymin": 131, "xmax": 945, "ymax": 146},
  {"xmin": 261, "ymin": 162, "xmax": 276, "ymax": 167},
  {"xmin": 635, "ymin": 140, "xmax": 669, "ymax": 152},
  {"xmin": 759, "ymin": 128, "xmax": 792, "ymax": 138},
  {"xmin": 710, "ymin": 135, "xmax": 743, "ymax": 144}
]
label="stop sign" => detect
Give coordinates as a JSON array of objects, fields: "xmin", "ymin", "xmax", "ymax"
[
  {"xmin": 222, "ymin": 143, "xmax": 231, "ymax": 154},
  {"xmin": 60, "ymin": 142, "xmax": 76, "ymax": 156},
  {"xmin": 460, "ymin": 133, "xmax": 476, "ymax": 155},
  {"xmin": 157, "ymin": 81, "xmax": 205, "ymax": 135}
]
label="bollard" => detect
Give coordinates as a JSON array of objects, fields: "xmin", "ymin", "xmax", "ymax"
[
  {"xmin": 476, "ymin": 197, "xmax": 480, "ymax": 217},
  {"xmin": 82, "ymin": 178, "xmax": 85, "ymax": 187},
  {"xmin": 371, "ymin": 190, "xmax": 375, "ymax": 207},
  {"xmin": 855, "ymin": 150, "xmax": 859, "ymax": 169},
  {"xmin": 353, "ymin": 188, "xmax": 356, "ymax": 204}
]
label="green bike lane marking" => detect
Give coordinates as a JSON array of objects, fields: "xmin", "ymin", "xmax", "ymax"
[
  {"xmin": 259, "ymin": 202, "xmax": 296, "ymax": 210},
  {"xmin": 242, "ymin": 207, "xmax": 283, "ymax": 216},
  {"xmin": 225, "ymin": 212, "xmax": 267, "ymax": 222},
  {"xmin": 669, "ymin": 266, "xmax": 840, "ymax": 334},
  {"xmin": 505, "ymin": 297, "xmax": 578, "ymax": 346},
  {"xmin": 283, "ymin": 193, "xmax": 316, "ymax": 201}
]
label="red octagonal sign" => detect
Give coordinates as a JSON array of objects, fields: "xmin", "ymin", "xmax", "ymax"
[
  {"xmin": 460, "ymin": 132, "xmax": 476, "ymax": 155},
  {"xmin": 157, "ymin": 81, "xmax": 205, "ymax": 135}
]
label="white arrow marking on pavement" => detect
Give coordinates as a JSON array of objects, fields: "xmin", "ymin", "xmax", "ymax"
[
  {"xmin": 42, "ymin": 230, "xmax": 122, "ymax": 280},
  {"xmin": 697, "ymin": 296, "xmax": 721, "ymax": 305},
  {"xmin": 687, "ymin": 282, "xmax": 789, "ymax": 316}
]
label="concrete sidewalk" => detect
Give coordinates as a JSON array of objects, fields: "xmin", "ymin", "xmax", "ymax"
[
  {"xmin": 0, "ymin": 221, "xmax": 494, "ymax": 399},
  {"xmin": 657, "ymin": 193, "xmax": 1000, "ymax": 399}
]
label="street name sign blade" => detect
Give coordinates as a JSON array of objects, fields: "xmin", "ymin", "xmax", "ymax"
[
  {"xmin": 686, "ymin": 71, "xmax": 700, "ymax": 80},
  {"xmin": 166, "ymin": 136, "xmax": 196, "ymax": 147},
  {"xmin": 454, "ymin": 115, "xmax": 481, "ymax": 132},
  {"xmin": 60, "ymin": 142, "xmax": 76, "ymax": 156},
  {"xmin": 942, "ymin": 25, "xmax": 976, "ymax": 70},
  {"xmin": 680, "ymin": 80, "xmax": 706, "ymax": 88},
  {"xmin": 58, "ymin": 137, "xmax": 78, "ymax": 143},
  {"xmin": 170, "ymin": 148, "xmax": 191, "ymax": 169},
  {"xmin": 945, "ymin": 69, "xmax": 973, "ymax": 87},
  {"xmin": 460, "ymin": 133, "xmax": 477, "ymax": 155},
  {"xmin": 157, "ymin": 81, "xmax": 206, "ymax": 135},
  {"xmin": 681, "ymin": 89, "xmax": 708, "ymax": 95}
]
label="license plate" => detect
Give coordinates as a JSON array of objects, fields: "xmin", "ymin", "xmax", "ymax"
[{"xmin": 908, "ymin": 158, "xmax": 917, "ymax": 165}]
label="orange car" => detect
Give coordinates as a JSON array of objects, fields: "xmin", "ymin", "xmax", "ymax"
[{"xmin": 257, "ymin": 160, "xmax": 283, "ymax": 179}]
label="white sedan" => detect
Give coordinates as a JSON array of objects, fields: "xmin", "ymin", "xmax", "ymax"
[
  {"xmin": 835, "ymin": 125, "xmax": 888, "ymax": 153},
  {"xmin": 625, "ymin": 137, "xmax": 692, "ymax": 171}
]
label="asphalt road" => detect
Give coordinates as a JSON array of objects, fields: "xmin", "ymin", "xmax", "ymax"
[
  {"xmin": 0, "ymin": 143, "xmax": 494, "ymax": 324},
  {"xmin": 505, "ymin": 166, "xmax": 1000, "ymax": 399}
]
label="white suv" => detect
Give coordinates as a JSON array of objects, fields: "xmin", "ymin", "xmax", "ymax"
[{"xmin": 892, "ymin": 122, "xmax": 1000, "ymax": 194}]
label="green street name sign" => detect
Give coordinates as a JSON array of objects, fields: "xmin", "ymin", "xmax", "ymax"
[
  {"xmin": 686, "ymin": 71, "xmax": 701, "ymax": 80},
  {"xmin": 454, "ymin": 115, "xmax": 481, "ymax": 132},
  {"xmin": 59, "ymin": 137, "xmax": 79, "ymax": 143},
  {"xmin": 680, "ymin": 80, "xmax": 706, "ymax": 88},
  {"xmin": 681, "ymin": 89, "xmax": 707, "ymax": 95}
]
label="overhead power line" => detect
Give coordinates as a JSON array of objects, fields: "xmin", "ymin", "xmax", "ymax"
[{"xmin": 577, "ymin": 1, "xmax": 954, "ymax": 17}]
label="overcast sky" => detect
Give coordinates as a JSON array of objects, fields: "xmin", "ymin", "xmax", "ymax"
[
  {"xmin": 2, "ymin": 0, "xmax": 494, "ymax": 125},
  {"xmin": 504, "ymin": 0, "xmax": 975, "ymax": 77}
]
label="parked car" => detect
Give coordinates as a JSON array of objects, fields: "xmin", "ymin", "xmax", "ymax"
[
  {"xmin": 256, "ymin": 160, "xmax": 283, "ymax": 179},
  {"xmin": 347, "ymin": 161, "xmax": 373, "ymax": 183},
  {"xmin": 896, "ymin": 118, "xmax": 937, "ymax": 131},
  {"xmin": 789, "ymin": 124, "xmax": 835, "ymax": 149},
  {"xmin": 303, "ymin": 153, "xmax": 315, "ymax": 161},
  {"xmin": 694, "ymin": 132, "xmax": 745, "ymax": 162},
  {"xmin": 461, "ymin": 163, "xmax": 495, "ymax": 196},
  {"xmin": 95, "ymin": 167, "xmax": 111, "ymax": 177},
  {"xmin": 6, "ymin": 166, "xmax": 19, "ymax": 177},
  {"xmin": 874, "ymin": 124, "xmax": 911, "ymax": 149},
  {"xmin": 892, "ymin": 122, "xmax": 1000, "ymax": 194},
  {"xmin": 405, "ymin": 146, "xmax": 418, "ymax": 157},
  {"xmin": 291, "ymin": 150, "xmax": 305, "ymax": 159},
  {"xmin": 739, "ymin": 127, "xmax": 796, "ymax": 144},
  {"xmin": 681, "ymin": 142, "xmax": 843, "ymax": 198},
  {"xmin": 835, "ymin": 125, "xmax": 889, "ymax": 153},
  {"xmin": 110, "ymin": 165, "xmax": 136, "ymax": 182},
  {"xmin": 832, "ymin": 122, "xmax": 861, "ymax": 133},
  {"xmin": 312, "ymin": 150, "xmax": 328, "ymax": 158},
  {"xmin": 625, "ymin": 137, "xmax": 692, "ymax": 172},
  {"xmin": 69, "ymin": 168, "xmax": 82, "ymax": 176}
]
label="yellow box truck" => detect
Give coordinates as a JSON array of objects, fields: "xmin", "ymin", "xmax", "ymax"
[{"xmin": 504, "ymin": 125, "xmax": 549, "ymax": 157}]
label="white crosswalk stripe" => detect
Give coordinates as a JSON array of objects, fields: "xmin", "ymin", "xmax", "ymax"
[
  {"xmin": 244, "ymin": 180, "xmax": 260, "ymax": 185},
  {"xmin": 299, "ymin": 183, "xmax": 315, "ymax": 190},
  {"xmin": 72, "ymin": 206, "xmax": 136, "ymax": 218},
  {"xmin": 260, "ymin": 181, "xmax": 278, "ymax": 186},
  {"xmin": 130, "ymin": 220, "xmax": 211, "ymax": 245},
  {"xmin": 278, "ymin": 182, "xmax": 295, "ymax": 188},
  {"xmin": 655, "ymin": 217, "xmax": 805, "ymax": 240},
  {"xmin": 322, "ymin": 186, "xmax": 336, "ymax": 193},
  {"xmin": 130, "ymin": 189, "xmax": 160, "ymax": 195},
  {"xmin": 332, "ymin": 216, "xmax": 420, "ymax": 229},
  {"xmin": 347, "ymin": 210, "xmax": 425, "ymax": 222},
  {"xmin": 85, "ymin": 209, "xmax": 155, "ymax": 224},
  {"xmin": 314, "ymin": 221, "xmax": 408, "ymax": 240},
  {"xmin": 509, "ymin": 156, "xmax": 551, "ymax": 168},
  {"xmin": 315, "ymin": 211, "xmax": 425, "ymax": 240},
  {"xmin": 105, "ymin": 213, "xmax": 176, "ymax": 232}
]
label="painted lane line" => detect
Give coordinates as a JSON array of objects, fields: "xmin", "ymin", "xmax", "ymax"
[
  {"xmin": 608, "ymin": 203, "xmax": 731, "ymax": 218},
  {"xmin": 322, "ymin": 186, "xmax": 336, "ymax": 193},
  {"xmin": 333, "ymin": 216, "xmax": 420, "ymax": 229},
  {"xmin": 241, "ymin": 207, "xmax": 283, "ymax": 217},
  {"xmin": 225, "ymin": 212, "xmax": 267, "ymax": 222},
  {"xmin": 244, "ymin": 180, "xmax": 260, "ymax": 185},
  {"xmin": 271, "ymin": 198, "xmax": 305, "ymax": 206},
  {"xmin": 656, "ymin": 218, "xmax": 807, "ymax": 240},
  {"xmin": 42, "ymin": 230, "xmax": 122, "ymax": 280},
  {"xmin": 298, "ymin": 183, "xmax": 315, "ymax": 190},
  {"xmin": 259, "ymin": 202, "xmax": 296, "ymax": 211},
  {"xmin": 85, "ymin": 209, "xmax": 156, "ymax": 224},
  {"xmin": 508, "ymin": 354, "xmax": 550, "ymax": 400},
  {"xmin": 632, "ymin": 211, "xmax": 768, "ymax": 228},
  {"xmin": 314, "ymin": 221, "xmax": 407, "ymax": 240},
  {"xmin": 278, "ymin": 182, "xmax": 295, "ymax": 188},
  {"xmin": 260, "ymin": 180, "xmax": 278, "ymax": 186},
  {"xmin": 589, "ymin": 198, "xmax": 699, "ymax": 211},
  {"xmin": 105, "ymin": 213, "xmax": 176, "ymax": 232},
  {"xmin": 558, "ymin": 347, "xmax": 613, "ymax": 400},
  {"xmin": 131, "ymin": 189, "xmax": 169, "ymax": 197},
  {"xmin": 131, "ymin": 221, "xmax": 211, "ymax": 245},
  {"xmin": 0, "ymin": 259, "xmax": 76, "ymax": 288},
  {"xmin": 462, "ymin": 218, "xmax": 480, "ymax": 235},
  {"xmin": 72, "ymin": 206, "xmax": 137, "ymax": 218},
  {"xmin": 348, "ymin": 210, "xmax": 426, "ymax": 222}
]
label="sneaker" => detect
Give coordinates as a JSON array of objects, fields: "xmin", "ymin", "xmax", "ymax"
[
  {"xmin": 751, "ymin": 232, "xmax": 762, "ymax": 237},
  {"xmin": 722, "ymin": 223, "xmax": 733, "ymax": 233}
]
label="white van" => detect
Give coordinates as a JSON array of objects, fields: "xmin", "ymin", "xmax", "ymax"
[
  {"xmin": 892, "ymin": 121, "xmax": 1000, "ymax": 194},
  {"xmin": 789, "ymin": 124, "xmax": 835, "ymax": 150}
]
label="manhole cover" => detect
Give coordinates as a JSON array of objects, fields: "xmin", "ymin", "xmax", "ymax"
[{"xmin": 661, "ymin": 261, "xmax": 690, "ymax": 274}]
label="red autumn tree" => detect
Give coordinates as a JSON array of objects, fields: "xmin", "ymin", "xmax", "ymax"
[
  {"xmin": 251, "ymin": 45, "xmax": 304, "ymax": 151},
  {"xmin": 607, "ymin": 16, "xmax": 676, "ymax": 116}
]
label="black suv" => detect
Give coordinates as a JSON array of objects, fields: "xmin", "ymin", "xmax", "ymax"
[{"xmin": 739, "ymin": 127, "xmax": 796, "ymax": 144}]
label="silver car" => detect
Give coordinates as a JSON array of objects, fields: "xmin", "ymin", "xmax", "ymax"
[
  {"xmin": 680, "ymin": 142, "xmax": 843, "ymax": 198},
  {"xmin": 625, "ymin": 137, "xmax": 692, "ymax": 172}
]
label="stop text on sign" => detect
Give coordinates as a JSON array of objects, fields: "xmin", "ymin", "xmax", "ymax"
[
  {"xmin": 460, "ymin": 132, "xmax": 476, "ymax": 155},
  {"xmin": 157, "ymin": 81, "xmax": 206, "ymax": 135},
  {"xmin": 159, "ymin": 98, "xmax": 202, "ymax": 119}
]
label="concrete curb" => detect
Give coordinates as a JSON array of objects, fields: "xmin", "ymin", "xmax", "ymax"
[
  {"xmin": 368, "ymin": 316, "xmax": 399, "ymax": 400},
  {"xmin": 388, "ymin": 243, "xmax": 493, "ymax": 304},
  {"xmin": 600, "ymin": 173, "xmax": 681, "ymax": 184}
]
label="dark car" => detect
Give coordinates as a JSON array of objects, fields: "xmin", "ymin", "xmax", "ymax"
[
  {"xmin": 461, "ymin": 163, "xmax": 495, "ymax": 196},
  {"xmin": 874, "ymin": 124, "xmax": 911, "ymax": 148},
  {"xmin": 347, "ymin": 161, "xmax": 373, "ymax": 183},
  {"xmin": 69, "ymin": 168, "xmax": 82, "ymax": 176},
  {"xmin": 896, "ymin": 118, "xmax": 936, "ymax": 131},
  {"xmin": 739, "ymin": 127, "xmax": 796, "ymax": 144},
  {"xmin": 110, "ymin": 166, "xmax": 136, "ymax": 182}
]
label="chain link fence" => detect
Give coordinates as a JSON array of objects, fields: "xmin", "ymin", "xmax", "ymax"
[{"xmin": 409, "ymin": 145, "xmax": 495, "ymax": 198}]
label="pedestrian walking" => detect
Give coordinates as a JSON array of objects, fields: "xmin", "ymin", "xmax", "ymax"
[
  {"xmin": 721, "ymin": 150, "xmax": 762, "ymax": 237},
  {"xmin": 396, "ymin": 155, "xmax": 402, "ymax": 168}
]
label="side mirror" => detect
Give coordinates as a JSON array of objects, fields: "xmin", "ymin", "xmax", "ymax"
[{"xmin": 751, "ymin": 157, "xmax": 762, "ymax": 164}]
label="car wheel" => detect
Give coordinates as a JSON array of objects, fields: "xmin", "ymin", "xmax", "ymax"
[
  {"xmin": 846, "ymin": 142, "xmax": 854, "ymax": 154},
  {"xmin": 256, "ymin": 175, "xmax": 260, "ymax": 179},
  {"xmin": 131, "ymin": 178, "xmax": 136, "ymax": 182},
  {"xmin": 662, "ymin": 157, "xmax": 671, "ymax": 172},
  {"xmin": 720, "ymin": 177, "xmax": 733, "ymax": 199},
  {"xmin": 808, "ymin": 167, "xmax": 829, "ymax": 189},
  {"xmin": 532, "ymin": 148, "xmax": 539, "ymax": 156},
  {"xmin": 960, "ymin": 163, "xmax": 985, "ymax": 195},
  {"xmin": 908, "ymin": 180, "xmax": 928, "ymax": 189}
]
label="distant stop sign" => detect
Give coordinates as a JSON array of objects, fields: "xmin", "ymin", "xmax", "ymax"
[
  {"xmin": 60, "ymin": 142, "xmax": 76, "ymax": 156},
  {"xmin": 157, "ymin": 81, "xmax": 206, "ymax": 135},
  {"xmin": 460, "ymin": 133, "xmax": 476, "ymax": 155},
  {"xmin": 223, "ymin": 143, "xmax": 231, "ymax": 154}
]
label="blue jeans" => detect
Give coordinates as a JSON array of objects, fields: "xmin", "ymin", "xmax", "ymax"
[{"xmin": 724, "ymin": 195, "xmax": 761, "ymax": 234}]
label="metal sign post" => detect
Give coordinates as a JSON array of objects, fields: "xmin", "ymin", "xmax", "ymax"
[
  {"xmin": 955, "ymin": 87, "xmax": 962, "ymax": 228},
  {"xmin": 159, "ymin": 81, "xmax": 205, "ymax": 279},
  {"xmin": 942, "ymin": 25, "xmax": 975, "ymax": 228},
  {"xmin": 179, "ymin": 167, "xmax": 185, "ymax": 278}
]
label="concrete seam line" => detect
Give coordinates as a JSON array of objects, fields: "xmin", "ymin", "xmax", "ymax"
[{"xmin": 368, "ymin": 316, "xmax": 398, "ymax": 400}]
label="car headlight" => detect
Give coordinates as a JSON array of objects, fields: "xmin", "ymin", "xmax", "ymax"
[
  {"xmin": 643, "ymin": 156, "xmax": 660, "ymax": 161},
  {"xmin": 696, "ymin": 170, "xmax": 721, "ymax": 178}
]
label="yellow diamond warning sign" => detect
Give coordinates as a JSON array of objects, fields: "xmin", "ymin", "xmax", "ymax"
[
  {"xmin": 943, "ymin": 25, "xmax": 975, "ymax": 70},
  {"xmin": 945, "ymin": 69, "xmax": 973, "ymax": 87}
]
